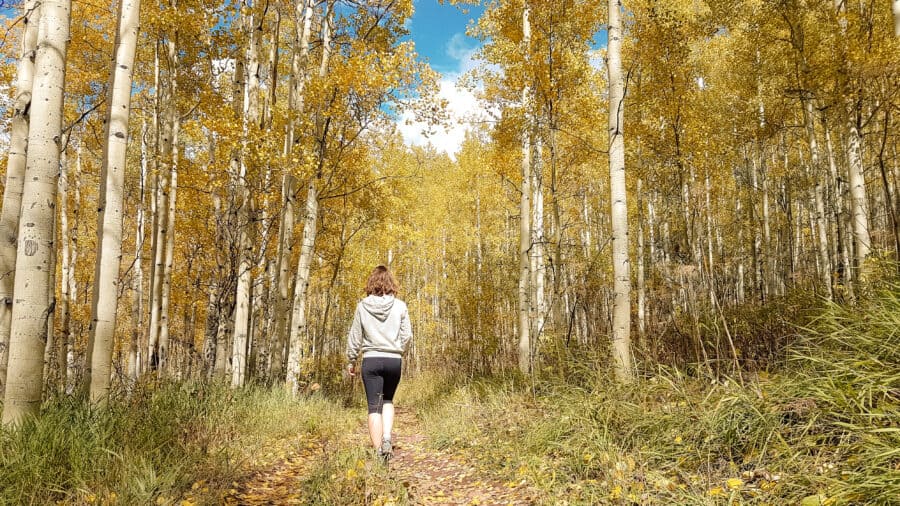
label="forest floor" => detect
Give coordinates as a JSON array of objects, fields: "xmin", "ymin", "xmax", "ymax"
[{"xmin": 218, "ymin": 408, "xmax": 536, "ymax": 505}]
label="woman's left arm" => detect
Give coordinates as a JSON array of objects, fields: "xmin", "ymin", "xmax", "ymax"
[
  {"xmin": 399, "ymin": 306, "xmax": 413, "ymax": 351},
  {"xmin": 346, "ymin": 305, "xmax": 364, "ymax": 364}
]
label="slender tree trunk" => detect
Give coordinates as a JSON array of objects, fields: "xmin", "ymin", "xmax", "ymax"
[
  {"xmin": 636, "ymin": 179, "xmax": 646, "ymax": 339},
  {"xmin": 231, "ymin": 1, "xmax": 259, "ymax": 388},
  {"xmin": 147, "ymin": 41, "xmax": 166, "ymax": 370},
  {"xmin": 2, "ymin": 0, "xmax": 71, "ymax": 424},
  {"xmin": 548, "ymin": 124, "xmax": 565, "ymax": 331},
  {"xmin": 517, "ymin": 3, "xmax": 532, "ymax": 375},
  {"xmin": 56, "ymin": 142, "xmax": 71, "ymax": 392},
  {"xmin": 129, "ymin": 123, "xmax": 147, "ymax": 382},
  {"xmin": 736, "ymin": 198, "xmax": 745, "ymax": 304},
  {"xmin": 154, "ymin": 32, "xmax": 179, "ymax": 373},
  {"xmin": 286, "ymin": 2, "xmax": 331, "ymax": 394},
  {"xmin": 847, "ymin": 118, "xmax": 871, "ymax": 281},
  {"xmin": 0, "ymin": 0, "xmax": 41, "ymax": 397},
  {"xmin": 804, "ymin": 100, "xmax": 833, "ymax": 299},
  {"xmin": 286, "ymin": 182, "xmax": 318, "ymax": 393},
  {"xmin": 65, "ymin": 150, "xmax": 81, "ymax": 390},
  {"xmin": 86, "ymin": 0, "xmax": 142, "ymax": 402},
  {"xmin": 272, "ymin": 0, "xmax": 313, "ymax": 381},
  {"xmin": 158, "ymin": 111, "xmax": 178, "ymax": 372},
  {"xmin": 531, "ymin": 139, "xmax": 545, "ymax": 341},
  {"xmin": 607, "ymin": 0, "xmax": 633, "ymax": 382}
]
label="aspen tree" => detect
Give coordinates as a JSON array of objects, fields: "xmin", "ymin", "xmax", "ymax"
[
  {"xmin": 531, "ymin": 138, "xmax": 545, "ymax": 341},
  {"xmin": 0, "ymin": 0, "xmax": 41, "ymax": 396},
  {"xmin": 517, "ymin": 2, "xmax": 533, "ymax": 375},
  {"xmin": 57, "ymin": 141, "xmax": 72, "ymax": 391},
  {"xmin": 272, "ymin": 0, "xmax": 313, "ymax": 379},
  {"xmin": 636, "ymin": 179, "xmax": 646, "ymax": 339},
  {"xmin": 154, "ymin": 30, "xmax": 179, "ymax": 373},
  {"xmin": 87, "ymin": 0, "xmax": 142, "ymax": 401},
  {"xmin": 3, "ymin": 0, "xmax": 72, "ymax": 424},
  {"xmin": 147, "ymin": 42, "xmax": 166, "ymax": 370},
  {"xmin": 232, "ymin": 0, "xmax": 262, "ymax": 388},
  {"xmin": 847, "ymin": 118, "xmax": 871, "ymax": 280},
  {"xmin": 607, "ymin": 0, "xmax": 633, "ymax": 381},
  {"xmin": 804, "ymin": 100, "xmax": 833, "ymax": 299},
  {"xmin": 287, "ymin": 1, "xmax": 333, "ymax": 394},
  {"xmin": 130, "ymin": 123, "xmax": 148, "ymax": 381}
]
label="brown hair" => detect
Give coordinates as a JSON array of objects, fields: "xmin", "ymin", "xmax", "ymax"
[{"xmin": 365, "ymin": 265, "xmax": 399, "ymax": 296}]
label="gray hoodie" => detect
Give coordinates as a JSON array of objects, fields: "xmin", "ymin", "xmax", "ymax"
[{"xmin": 346, "ymin": 294, "xmax": 413, "ymax": 361}]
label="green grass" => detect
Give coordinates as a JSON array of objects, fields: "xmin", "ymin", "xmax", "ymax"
[
  {"xmin": 407, "ymin": 287, "xmax": 900, "ymax": 505},
  {"xmin": 0, "ymin": 380, "xmax": 354, "ymax": 505},
  {"xmin": 298, "ymin": 441, "xmax": 409, "ymax": 505},
  {"xmin": 3, "ymin": 287, "xmax": 897, "ymax": 505}
]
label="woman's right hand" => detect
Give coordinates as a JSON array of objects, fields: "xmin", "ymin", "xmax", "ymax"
[{"xmin": 347, "ymin": 363, "xmax": 356, "ymax": 377}]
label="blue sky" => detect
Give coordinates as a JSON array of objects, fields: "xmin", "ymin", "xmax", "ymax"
[
  {"xmin": 406, "ymin": 1, "xmax": 485, "ymax": 75},
  {"xmin": 397, "ymin": 1, "xmax": 489, "ymax": 156}
]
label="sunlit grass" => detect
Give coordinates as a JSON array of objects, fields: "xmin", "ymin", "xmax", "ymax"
[
  {"xmin": 0, "ymin": 380, "xmax": 354, "ymax": 504},
  {"xmin": 408, "ymin": 286, "xmax": 900, "ymax": 505}
]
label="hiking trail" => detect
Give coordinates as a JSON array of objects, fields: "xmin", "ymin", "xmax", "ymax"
[{"xmin": 220, "ymin": 408, "xmax": 536, "ymax": 505}]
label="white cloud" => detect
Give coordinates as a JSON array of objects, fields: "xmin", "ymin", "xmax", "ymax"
[{"xmin": 397, "ymin": 33, "xmax": 489, "ymax": 158}]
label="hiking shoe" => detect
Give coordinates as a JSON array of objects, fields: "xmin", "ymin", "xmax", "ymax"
[{"xmin": 380, "ymin": 438, "xmax": 393, "ymax": 460}]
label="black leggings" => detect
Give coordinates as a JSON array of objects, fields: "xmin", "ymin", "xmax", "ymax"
[{"xmin": 361, "ymin": 357, "xmax": 402, "ymax": 414}]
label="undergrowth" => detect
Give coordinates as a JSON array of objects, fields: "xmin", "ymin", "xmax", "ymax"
[
  {"xmin": 407, "ymin": 286, "xmax": 900, "ymax": 505},
  {"xmin": 0, "ymin": 381, "xmax": 352, "ymax": 505},
  {"xmin": 299, "ymin": 441, "xmax": 408, "ymax": 505}
]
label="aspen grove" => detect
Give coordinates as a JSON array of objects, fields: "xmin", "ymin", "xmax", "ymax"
[{"xmin": 1, "ymin": 0, "xmax": 899, "ymax": 503}]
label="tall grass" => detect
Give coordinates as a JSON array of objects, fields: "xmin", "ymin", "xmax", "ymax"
[
  {"xmin": 0, "ymin": 381, "xmax": 353, "ymax": 504},
  {"xmin": 408, "ymin": 286, "xmax": 900, "ymax": 505}
]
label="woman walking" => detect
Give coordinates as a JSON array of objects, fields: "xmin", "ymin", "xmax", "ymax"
[{"xmin": 346, "ymin": 265, "xmax": 413, "ymax": 461}]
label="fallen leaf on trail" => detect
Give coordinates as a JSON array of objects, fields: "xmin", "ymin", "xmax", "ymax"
[
  {"xmin": 726, "ymin": 477, "xmax": 744, "ymax": 490},
  {"xmin": 708, "ymin": 486, "xmax": 726, "ymax": 497}
]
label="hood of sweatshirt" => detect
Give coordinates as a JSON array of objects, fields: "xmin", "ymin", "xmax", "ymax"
[{"xmin": 360, "ymin": 294, "xmax": 395, "ymax": 322}]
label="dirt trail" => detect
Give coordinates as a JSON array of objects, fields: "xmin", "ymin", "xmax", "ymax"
[
  {"xmin": 222, "ymin": 408, "xmax": 535, "ymax": 505},
  {"xmin": 389, "ymin": 410, "xmax": 535, "ymax": 505}
]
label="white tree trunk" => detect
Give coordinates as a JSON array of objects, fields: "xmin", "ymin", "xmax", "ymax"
[
  {"xmin": 56, "ymin": 140, "xmax": 71, "ymax": 392},
  {"xmin": 158, "ymin": 111, "xmax": 178, "ymax": 372},
  {"xmin": 65, "ymin": 149, "xmax": 82, "ymax": 391},
  {"xmin": 517, "ymin": 3, "xmax": 532, "ymax": 375},
  {"xmin": 703, "ymin": 169, "xmax": 716, "ymax": 305},
  {"xmin": 0, "ymin": 0, "xmax": 41, "ymax": 397},
  {"xmin": 272, "ymin": 0, "xmax": 313, "ymax": 381},
  {"xmin": 531, "ymin": 139, "xmax": 545, "ymax": 340},
  {"xmin": 231, "ymin": 4, "xmax": 256, "ymax": 388},
  {"xmin": 129, "ymin": 123, "xmax": 147, "ymax": 381},
  {"xmin": 2, "ymin": 0, "xmax": 71, "ymax": 424},
  {"xmin": 285, "ymin": 182, "xmax": 318, "ymax": 393},
  {"xmin": 636, "ymin": 179, "xmax": 646, "ymax": 338},
  {"xmin": 87, "ymin": 0, "xmax": 142, "ymax": 402},
  {"xmin": 147, "ymin": 42, "xmax": 166, "ymax": 370},
  {"xmin": 285, "ymin": 2, "xmax": 331, "ymax": 395},
  {"xmin": 805, "ymin": 101, "xmax": 832, "ymax": 299},
  {"xmin": 847, "ymin": 121, "xmax": 871, "ymax": 278},
  {"xmin": 272, "ymin": 174, "xmax": 295, "ymax": 378},
  {"xmin": 607, "ymin": 0, "xmax": 633, "ymax": 382}
]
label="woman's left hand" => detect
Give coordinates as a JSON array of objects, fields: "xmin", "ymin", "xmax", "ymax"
[{"xmin": 347, "ymin": 363, "xmax": 356, "ymax": 377}]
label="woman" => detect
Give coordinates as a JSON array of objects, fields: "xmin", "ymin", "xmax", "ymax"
[{"xmin": 346, "ymin": 265, "xmax": 413, "ymax": 461}]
